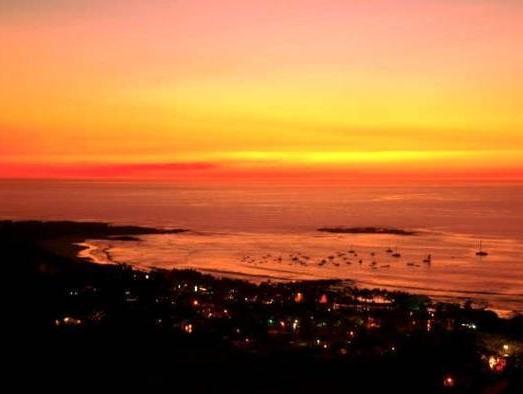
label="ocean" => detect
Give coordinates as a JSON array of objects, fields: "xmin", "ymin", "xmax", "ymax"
[{"xmin": 2, "ymin": 179, "xmax": 522, "ymax": 316}]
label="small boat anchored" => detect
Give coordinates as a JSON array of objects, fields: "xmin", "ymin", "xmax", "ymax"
[
  {"xmin": 476, "ymin": 241, "xmax": 488, "ymax": 257},
  {"xmin": 391, "ymin": 248, "xmax": 401, "ymax": 258}
]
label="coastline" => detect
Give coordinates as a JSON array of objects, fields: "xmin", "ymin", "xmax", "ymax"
[
  {"xmin": 42, "ymin": 237, "xmax": 96, "ymax": 263},
  {"xmin": 2, "ymin": 219, "xmax": 189, "ymax": 266},
  {"xmin": 6, "ymin": 219, "xmax": 521, "ymax": 319},
  {"xmin": 7, "ymin": 219, "xmax": 523, "ymax": 392},
  {"xmin": 73, "ymin": 234, "xmax": 521, "ymax": 319}
]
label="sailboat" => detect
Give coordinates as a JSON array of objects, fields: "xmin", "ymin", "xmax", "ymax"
[
  {"xmin": 476, "ymin": 241, "xmax": 488, "ymax": 257},
  {"xmin": 391, "ymin": 248, "xmax": 401, "ymax": 258}
]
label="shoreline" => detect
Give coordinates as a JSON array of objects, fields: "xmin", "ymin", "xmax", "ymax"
[
  {"xmin": 5, "ymin": 219, "xmax": 520, "ymax": 319},
  {"xmin": 74, "ymin": 235, "xmax": 521, "ymax": 319},
  {"xmin": 6, "ymin": 219, "xmax": 523, "ymax": 392}
]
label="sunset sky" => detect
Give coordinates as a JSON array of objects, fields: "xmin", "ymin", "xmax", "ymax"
[{"xmin": 1, "ymin": 0, "xmax": 522, "ymax": 182}]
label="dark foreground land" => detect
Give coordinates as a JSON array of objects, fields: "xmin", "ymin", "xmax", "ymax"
[{"xmin": 6, "ymin": 220, "xmax": 522, "ymax": 393}]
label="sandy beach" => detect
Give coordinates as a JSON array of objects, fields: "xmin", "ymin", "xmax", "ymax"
[{"xmin": 77, "ymin": 228, "xmax": 523, "ymax": 317}]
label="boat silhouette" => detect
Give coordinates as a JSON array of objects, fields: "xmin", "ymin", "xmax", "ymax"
[{"xmin": 476, "ymin": 241, "xmax": 488, "ymax": 257}]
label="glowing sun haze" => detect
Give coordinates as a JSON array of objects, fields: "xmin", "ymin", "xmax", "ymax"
[{"xmin": 1, "ymin": 0, "xmax": 522, "ymax": 182}]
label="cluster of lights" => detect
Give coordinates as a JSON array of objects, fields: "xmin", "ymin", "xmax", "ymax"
[
  {"xmin": 488, "ymin": 356, "xmax": 507, "ymax": 373},
  {"xmin": 55, "ymin": 316, "xmax": 82, "ymax": 326},
  {"xmin": 460, "ymin": 322, "xmax": 477, "ymax": 330},
  {"xmin": 502, "ymin": 344, "xmax": 510, "ymax": 356},
  {"xmin": 314, "ymin": 338, "xmax": 329, "ymax": 349},
  {"xmin": 183, "ymin": 323, "xmax": 193, "ymax": 334}
]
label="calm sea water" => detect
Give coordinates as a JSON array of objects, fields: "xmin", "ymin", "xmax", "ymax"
[{"xmin": 2, "ymin": 180, "xmax": 522, "ymax": 316}]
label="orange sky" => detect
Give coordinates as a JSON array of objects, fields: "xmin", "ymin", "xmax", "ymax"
[{"xmin": 1, "ymin": 0, "xmax": 522, "ymax": 182}]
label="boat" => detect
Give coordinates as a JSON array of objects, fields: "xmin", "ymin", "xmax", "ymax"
[
  {"xmin": 423, "ymin": 254, "xmax": 432, "ymax": 263},
  {"xmin": 391, "ymin": 248, "xmax": 401, "ymax": 258},
  {"xmin": 476, "ymin": 241, "xmax": 488, "ymax": 256},
  {"xmin": 386, "ymin": 247, "xmax": 393, "ymax": 253}
]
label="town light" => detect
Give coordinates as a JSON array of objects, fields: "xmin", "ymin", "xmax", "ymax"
[
  {"xmin": 294, "ymin": 292, "xmax": 304, "ymax": 303},
  {"xmin": 488, "ymin": 356, "xmax": 507, "ymax": 373},
  {"xmin": 443, "ymin": 375, "xmax": 454, "ymax": 388}
]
